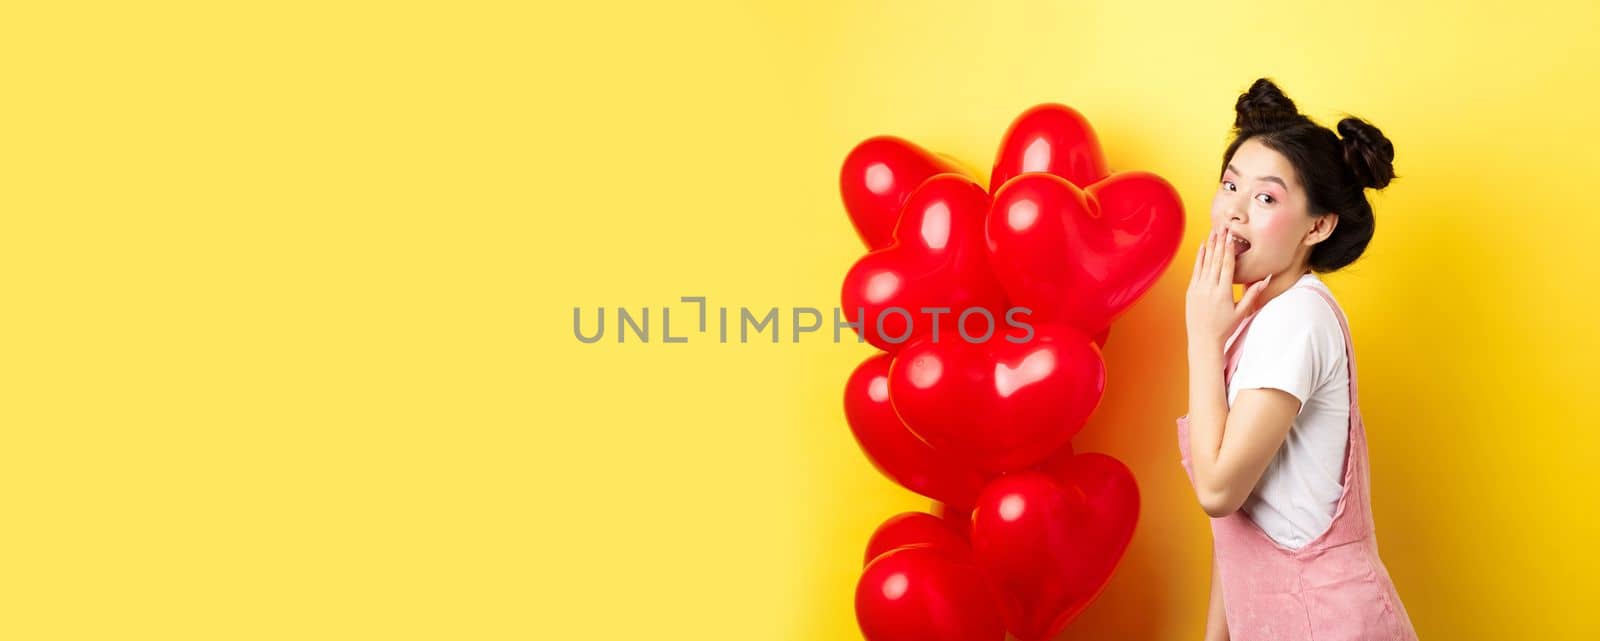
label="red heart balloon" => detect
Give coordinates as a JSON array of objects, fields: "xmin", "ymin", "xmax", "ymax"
[
  {"xmin": 846, "ymin": 353, "xmax": 990, "ymax": 509},
  {"xmin": 970, "ymin": 453, "xmax": 1140, "ymax": 641},
  {"xmin": 926, "ymin": 436, "xmax": 1076, "ymax": 533},
  {"xmin": 856, "ymin": 545, "xmax": 1006, "ymax": 641},
  {"xmin": 842, "ymin": 174, "xmax": 1009, "ymax": 352},
  {"xmin": 990, "ymin": 103, "xmax": 1110, "ymax": 192},
  {"xmin": 864, "ymin": 511, "xmax": 972, "ymax": 567},
  {"xmin": 1024, "ymin": 438, "xmax": 1077, "ymax": 474},
  {"xmin": 986, "ymin": 170, "xmax": 1185, "ymax": 338},
  {"xmin": 887, "ymin": 324, "xmax": 1105, "ymax": 473},
  {"xmin": 841, "ymin": 136, "xmax": 971, "ymax": 250},
  {"xmin": 930, "ymin": 500, "xmax": 976, "ymax": 536}
]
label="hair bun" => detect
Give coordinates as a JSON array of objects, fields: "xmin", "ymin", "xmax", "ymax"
[
  {"xmin": 1337, "ymin": 117, "xmax": 1396, "ymax": 190},
  {"xmin": 1234, "ymin": 77, "xmax": 1303, "ymax": 132}
]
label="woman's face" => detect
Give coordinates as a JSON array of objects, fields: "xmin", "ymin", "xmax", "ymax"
[{"xmin": 1210, "ymin": 137, "xmax": 1330, "ymax": 284}]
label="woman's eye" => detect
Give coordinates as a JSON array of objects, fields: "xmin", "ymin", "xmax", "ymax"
[
  {"xmin": 1256, "ymin": 193, "xmax": 1275, "ymax": 204},
  {"xmin": 1222, "ymin": 180, "xmax": 1236, "ymax": 191}
]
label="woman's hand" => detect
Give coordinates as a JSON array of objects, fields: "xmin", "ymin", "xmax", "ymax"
[{"xmin": 1186, "ymin": 227, "xmax": 1271, "ymax": 352}]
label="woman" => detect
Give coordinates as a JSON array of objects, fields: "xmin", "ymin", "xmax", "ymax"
[{"xmin": 1175, "ymin": 78, "xmax": 1419, "ymax": 640}]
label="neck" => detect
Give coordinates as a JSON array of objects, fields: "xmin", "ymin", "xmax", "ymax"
[{"xmin": 1254, "ymin": 268, "xmax": 1309, "ymax": 304}]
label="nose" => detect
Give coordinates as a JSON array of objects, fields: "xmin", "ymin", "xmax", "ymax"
[
  {"xmin": 1227, "ymin": 201, "xmax": 1247, "ymax": 226},
  {"xmin": 1216, "ymin": 194, "xmax": 1247, "ymax": 231},
  {"xmin": 1216, "ymin": 212, "xmax": 1244, "ymax": 233}
]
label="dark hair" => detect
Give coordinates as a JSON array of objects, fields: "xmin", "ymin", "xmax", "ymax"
[{"xmin": 1220, "ymin": 77, "xmax": 1397, "ymax": 272}]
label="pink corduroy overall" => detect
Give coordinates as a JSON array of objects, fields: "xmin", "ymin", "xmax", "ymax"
[{"xmin": 1176, "ymin": 284, "xmax": 1419, "ymax": 641}]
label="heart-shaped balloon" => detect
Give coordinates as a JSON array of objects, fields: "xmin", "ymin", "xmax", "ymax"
[
  {"xmin": 926, "ymin": 437, "xmax": 1076, "ymax": 535},
  {"xmin": 990, "ymin": 103, "xmax": 1110, "ymax": 192},
  {"xmin": 846, "ymin": 353, "xmax": 991, "ymax": 509},
  {"xmin": 864, "ymin": 511, "xmax": 972, "ymax": 566},
  {"xmin": 842, "ymin": 136, "xmax": 971, "ymax": 251},
  {"xmin": 986, "ymin": 170, "xmax": 1185, "ymax": 338},
  {"xmin": 930, "ymin": 500, "xmax": 976, "ymax": 537},
  {"xmin": 856, "ymin": 544, "xmax": 1006, "ymax": 641},
  {"xmin": 842, "ymin": 174, "xmax": 1009, "ymax": 352},
  {"xmin": 1026, "ymin": 438, "xmax": 1078, "ymax": 475},
  {"xmin": 970, "ymin": 453, "xmax": 1140, "ymax": 641},
  {"xmin": 887, "ymin": 323, "xmax": 1105, "ymax": 473}
]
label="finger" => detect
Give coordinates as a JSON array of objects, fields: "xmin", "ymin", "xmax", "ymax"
[
  {"xmin": 1218, "ymin": 229, "xmax": 1236, "ymax": 286},
  {"xmin": 1190, "ymin": 233, "xmax": 1204, "ymax": 283},
  {"xmin": 1192, "ymin": 231, "xmax": 1211, "ymax": 283},
  {"xmin": 1202, "ymin": 228, "xmax": 1220, "ymax": 282}
]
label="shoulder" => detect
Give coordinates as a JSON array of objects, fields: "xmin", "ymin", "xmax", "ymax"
[
  {"xmin": 1241, "ymin": 285, "xmax": 1343, "ymax": 355},
  {"xmin": 1232, "ymin": 284, "xmax": 1348, "ymax": 399},
  {"xmin": 1253, "ymin": 286, "xmax": 1339, "ymax": 332}
]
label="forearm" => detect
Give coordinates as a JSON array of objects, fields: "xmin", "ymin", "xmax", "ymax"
[
  {"xmin": 1187, "ymin": 340, "xmax": 1229, "ymax": 494},
  {"xmin": 1205, "ymin": 544, "xmax": 1230, "ymax": 641}
]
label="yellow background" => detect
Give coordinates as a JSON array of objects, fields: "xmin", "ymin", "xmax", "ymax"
[{"xmin": 4, "ymin": 1, "xmax": 1598, "ymax": 639}]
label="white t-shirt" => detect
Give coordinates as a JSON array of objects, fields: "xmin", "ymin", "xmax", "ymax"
[{"xmin": 1223, "ymin": 272, "xmax": 1350, "ymax": 550}]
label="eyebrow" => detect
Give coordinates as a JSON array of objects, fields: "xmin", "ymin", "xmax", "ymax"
[{"xmin": 1226, "ymin": 163, "xmax": 1288, "ymax": 190}]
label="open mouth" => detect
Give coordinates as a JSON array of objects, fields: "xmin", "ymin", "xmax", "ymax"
[{"xmin": 1230, "ymin": 233, "xmax": 1251, "ymax": 256}]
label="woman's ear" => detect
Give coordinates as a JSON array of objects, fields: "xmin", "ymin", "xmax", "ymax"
[{"xmin": 1304, "ymin": 212, "xmax": 1339, "ymax": 245}]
